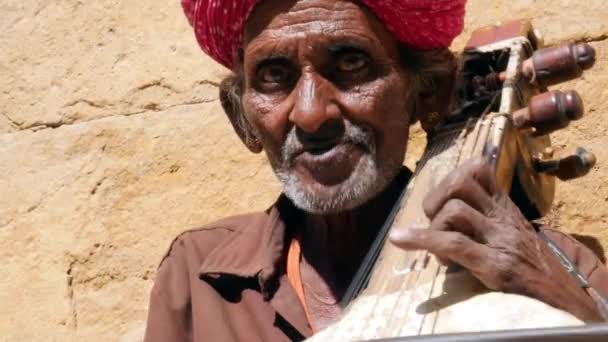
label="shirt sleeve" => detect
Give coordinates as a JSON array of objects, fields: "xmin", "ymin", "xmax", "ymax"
[
  {"xmin": 542, "ymin": 228, "xmax": 608, "ymax": 300},
  {"xmin": 144, "ymin": 237, "xmax": 193, "ymax": 342}
]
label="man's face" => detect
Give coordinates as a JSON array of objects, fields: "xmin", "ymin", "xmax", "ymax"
[{"xmin": 240, "ymin": 0, "xmax": 412, "ymax": 214}]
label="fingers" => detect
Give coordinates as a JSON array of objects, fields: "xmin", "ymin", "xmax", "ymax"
[
  {"xmin": 391, "ymin": 199, "xmax": 491, "ymax": 268},
  {"xmin": 392, "ymin": 158, "xmax": 507, "ymax": 274},
  {"xmin": 423, "ymin": 177, "xmax": 492, "ymax": 219},
  {"xmin": 390, "ymin": 228, "xmax": 492, "ymax": 273},
  {"xmin": 430, "ymin": 199, "xmax": 489, "ymax": 242},
  {"xmin": 471, "ymin": 158, "xmax": 500, "ymax": 195},
  {"xmin": 423, "ymin": 158, "xmax": 499, "ymax": 219}
]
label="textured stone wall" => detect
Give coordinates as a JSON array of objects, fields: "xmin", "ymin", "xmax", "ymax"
[{"xmin": 1, "ymin": 1, "xmax": 607, "ymax": 341}]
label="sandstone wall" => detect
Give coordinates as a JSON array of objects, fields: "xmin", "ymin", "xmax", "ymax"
[{"xmin": 1, "ymin": 1, "xmax": 607, "ymax": 341}]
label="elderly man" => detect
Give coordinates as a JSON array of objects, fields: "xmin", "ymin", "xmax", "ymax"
[{"xmin": 144, "ymin": 0, "xmax": 608, "ymax": 341}]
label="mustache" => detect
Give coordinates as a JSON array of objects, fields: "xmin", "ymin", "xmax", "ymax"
[{"xmin": 281, "ymin": 121, "xmax": 375, "ymax": 166}]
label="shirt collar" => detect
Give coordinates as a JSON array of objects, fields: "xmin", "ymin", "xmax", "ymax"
[
  {"xmin": 197, "ymin": 194, "xmax": 302, "ymax": 298},
  {"xmin": 199, "ymin": 167, "xmax": 412, "ymax": 299},
  {"xmin": 196, "ymin": 168, "xmax": 412, "ymax": 338},
  {"xmin": 197, "ymin": 167, "xmax": 412, "ymax": 298}
]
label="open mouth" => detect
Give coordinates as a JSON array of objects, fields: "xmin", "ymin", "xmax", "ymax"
[
  {"xmin": 293, "ymin": 143, "xmax": 365, "ymax": 185},
  {"xmin": 306, "ymin": 144, "xmax": 336, "ymax": 156},
  {"xmin": 302, "ymin": 143, "xmax": 352, "ymax": 161}
]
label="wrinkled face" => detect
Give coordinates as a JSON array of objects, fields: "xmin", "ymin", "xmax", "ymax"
[{"xmin": 241, "ymin": 0, "xmax": 412, "ymax": 214}]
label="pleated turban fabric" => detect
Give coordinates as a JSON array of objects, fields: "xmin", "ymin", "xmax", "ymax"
[{"xmin": 182, "ymin": 0, "xmax": 466, "ymax": 69}]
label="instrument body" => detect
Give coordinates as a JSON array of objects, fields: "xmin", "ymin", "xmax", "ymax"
[{"xmin": 308, "ymin": 21, "xmax": 595, "ymax": 341}]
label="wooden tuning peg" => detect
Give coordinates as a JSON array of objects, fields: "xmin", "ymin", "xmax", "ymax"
[
  {"xmin": 533, "ymin": 147, "xmax": 596, "ymax": 181},
  {"xmin": 512, "ymin": 90, "xmax": 584, "ymax": 135},
  {"xmin": 521, "ymin": 42, "xmax": 596, "ymax": 87},
  {"xmin": 467, "ymin": 43, "xmax": 595, "ymax": 92}
]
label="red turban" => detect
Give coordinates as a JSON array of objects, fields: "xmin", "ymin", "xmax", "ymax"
[{"xmin": 182, "ymin": 0, "xmax": 466, "ymax": 69}]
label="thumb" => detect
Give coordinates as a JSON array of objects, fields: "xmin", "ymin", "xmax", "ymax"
[
  {"xmin": 389, "ymin": 225, "xmax": 428, "ymax": 250},
  {"xmin": 389, "ymin": 227, "xmax": 452, "ymax": 265}
]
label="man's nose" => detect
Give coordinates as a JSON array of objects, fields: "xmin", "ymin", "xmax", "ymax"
[{"xmin": 290, "ymin": 73, "xmax": 341, "ymax": 133}]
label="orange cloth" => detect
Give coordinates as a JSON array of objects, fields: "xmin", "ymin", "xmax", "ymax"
[{"xmin": 287, "ymin": 236, "xmax": 316, "ymax": 334}]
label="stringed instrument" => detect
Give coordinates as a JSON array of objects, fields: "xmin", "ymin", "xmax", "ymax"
[{"xmin": 309, "ymin": 20, "xmax": 604, "ymax": 341}]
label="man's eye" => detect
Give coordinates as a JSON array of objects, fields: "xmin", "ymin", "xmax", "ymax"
[
  {"xmin": 336, "ymin": 53, "xmax": 368, "ymax": 72},
  {"xmin": 260, "ymin": 65, "xmax": 291, "ymax": 85}
]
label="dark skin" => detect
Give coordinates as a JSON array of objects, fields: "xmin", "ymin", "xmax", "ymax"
[
  {"xmin": 238, "ymin": 0, "xmax": 413, "ymax": 328},
  {"xmin": 390, "ymin": 159, "xmax": 602, "ymax": 322},
  {"xmin": 221, "ymin": 0, "xmax": 603, "ymax": 330}
]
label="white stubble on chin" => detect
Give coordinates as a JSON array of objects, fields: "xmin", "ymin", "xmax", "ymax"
[
  {"xmin": 276, "ymin": 152, "xmax": 400, "ymax": 214},
  {"xmin": 271, "ymin": 120, "xmax": 403, "ymax": 214}
]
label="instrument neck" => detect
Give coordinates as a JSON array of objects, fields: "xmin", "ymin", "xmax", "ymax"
[{"xmin": 339, "ymin": 167, "xmax": 417, "ymax": 306}]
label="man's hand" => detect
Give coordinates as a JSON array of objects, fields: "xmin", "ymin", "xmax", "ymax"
[{"xmin": 390, "ymin": 158, "xmax": 603, "ymax": 322}]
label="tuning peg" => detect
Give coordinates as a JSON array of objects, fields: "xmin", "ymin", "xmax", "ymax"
[
  {"xmin": 534, "ymin": 147, "xmax": 596, "ymax": 181},
  {"xmin": 521, "ymin": 42, "xmax": 596, "ymax": 87},
  {"xmin": 512, "ymin": 90, "xmax": 584, "ymax": 135}
]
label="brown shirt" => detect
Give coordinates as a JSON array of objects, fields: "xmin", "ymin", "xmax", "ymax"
[{"xmin": 144, "ymin": 196, "xmax": 608, "ymax": 342}]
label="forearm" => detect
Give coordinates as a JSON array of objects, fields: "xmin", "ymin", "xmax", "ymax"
[
  {"xmin": 533, "ymin": 275, "xmax": 604, "ymax": 323},
  {"xmin": 539, "ymin": 228, "xmax": 608, "ymax": 322}
]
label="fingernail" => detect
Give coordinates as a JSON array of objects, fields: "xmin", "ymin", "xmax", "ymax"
[
  {"xmin": 389, "ymin": 229, "xmax": 407, "ymax": 242},
  {"xmin": 389, "ymin": 226, "xmax": 422, "ymax": 242}
]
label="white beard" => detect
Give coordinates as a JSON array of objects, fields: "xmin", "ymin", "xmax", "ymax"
[
  {"xmin": 271, "ymin": 121, "xmax": 403, "ymax": 214},
  {"xmin": 277, "ymin": 154, "xmax": 399, "ymax": 214}
]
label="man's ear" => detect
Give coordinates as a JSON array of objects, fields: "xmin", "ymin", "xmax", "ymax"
[{"xmin": 219, "ymin": 76, "xmax": 263, "ymax": 153}]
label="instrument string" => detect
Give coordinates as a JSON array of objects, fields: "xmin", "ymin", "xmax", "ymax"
[
  {"xmin": 423, "ymin": 118, "xmax": 478, "ymax": 333},
  {"xmin": 357, "ymin": 116, "xmax": 477, "ymax": 336},
  {"xmin": 340, "ymin": 171, "xmax": 415, "ymax": 307},
  {"xmin": 341, "ymin": 113, "xmax": 488, "ymax": 334},
  {"xmin": 408, "ymin": 121, "xmax": 472, "ymax": 334},
  {"xmin": 384, "ymin": 131, "xmax": 453, "ymax": 334}
]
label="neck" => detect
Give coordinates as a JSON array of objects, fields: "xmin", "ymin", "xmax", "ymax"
[{"xmin": 298, "ymin": 169, "xmax": 410, "ymax": 298}]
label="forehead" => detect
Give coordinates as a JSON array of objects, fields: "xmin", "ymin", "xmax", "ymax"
[{"xmin": 243, "ymin": 0, "xmax": 397, "ymax": 58}]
